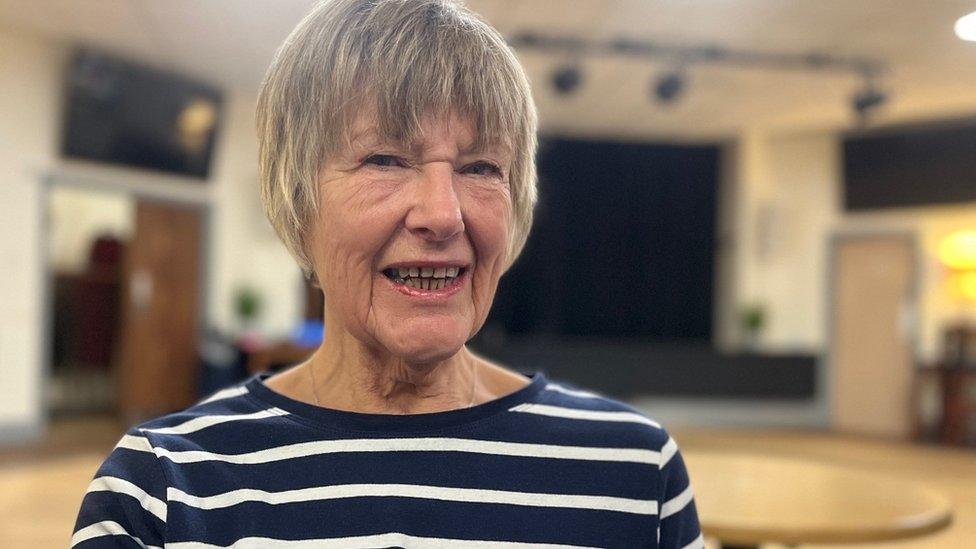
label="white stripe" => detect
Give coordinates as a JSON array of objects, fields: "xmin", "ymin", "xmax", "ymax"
[
  {"xmin": 680, "ymin": 533, "xmax": 706, "ymax": 549},
  {"xmin": 509, "ymin": 403, "xmax": 662, "ymax": 429},
  {"xmin": 142, "ymin": 408, "xmax": 288, "ymax": 435},
  {"xmin": 70, "ymin": 520, "xmax": 161, "ymax": 549},
  {"xmin": 198, "ymin": 385, "xmax": 249, "ymax": 405},
  {"xmin": 168, "ymin": 532, "xmax": 599, "ymax": 549},
  {"xmin": 154, "ymin": 437, "xmax": 660, "ymax": 466},
  {"xmin": 87, "ymin": 476, "xmax": 168, "ymax": 522},
  {"xmin": 660, "ymin": 484, "xmax": 694, "ymax": 519},
  {"xmin": 545, "ymin": 383, "xmax": 602, "ymax": 399},
  {"xmin": 117, "ymin": 434, "xmax": 155, "ymax": 453},
  {"xmin": 659, "ymin": 437, "xmax": 678, "ymax": 468},
  {"xmin": 168, "ymin": 482, "xmax": 658, "ymax": 516}
]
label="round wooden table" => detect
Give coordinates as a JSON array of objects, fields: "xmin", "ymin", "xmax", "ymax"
[{"xmin": 684, "ymin": 451, "xmax": 953, "ymax": 548}]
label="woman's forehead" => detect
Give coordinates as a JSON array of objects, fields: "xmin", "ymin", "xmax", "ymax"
[{"xmin": 342, "ymin": 107, "xmax": 511, "ymax": 156}]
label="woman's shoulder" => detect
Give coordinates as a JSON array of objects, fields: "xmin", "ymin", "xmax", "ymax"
[
  {"xmin": 121, "ymin": 377, "xmax": 296, "ymax": 456},
  {"xmin": 520, "ymin": 375, "xmax": 675, "ymax": 453},
  {"xmin": 134, "ymin": 379, "xmax": 259, "ymax": 430}
]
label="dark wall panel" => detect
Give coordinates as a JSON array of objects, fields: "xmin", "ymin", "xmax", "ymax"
[{"xmin": 844, "ymin": 119, "xmax": 976, "ymax": 210}]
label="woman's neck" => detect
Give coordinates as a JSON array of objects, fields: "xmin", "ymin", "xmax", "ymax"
[
  {"xmin": 303, "ymin": 332, "xmax": 481, "ymax": 414},
  {"xmin": 264, "ymin": 315, "xmax": 533, "ymax": 414}
]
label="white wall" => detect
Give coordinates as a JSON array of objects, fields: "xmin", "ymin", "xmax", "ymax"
[
  {"xmin": 48, "ymin": 186, "xmax": 134, "ymax": 274},
  {"xmin": 728, "ymin": 129, "xmax": 976, "ymax": 363},
  {"xmin": 758, "ymin": 133, "xmax": 840, "ymax": 351},
  {"xmin": 208, "ymin": 91, "xmax": 304, "ymax": 337},
  {"xmin": 0, "ymin": 29, "xmax": 63, "ymax": 438},
  {"xmin": 0, "ymin": 29, "xmax": 303, "ymax": 443},
  {"xmin": 5, "ymin": 22, "xmax": 976, "ymax": 438}
]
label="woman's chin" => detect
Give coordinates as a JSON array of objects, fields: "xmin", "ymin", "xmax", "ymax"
[{"xmin": 381, "ymin": 329, "xmax": 467, "ymax": 365}]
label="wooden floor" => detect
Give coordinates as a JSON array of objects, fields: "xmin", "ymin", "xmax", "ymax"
[{"xmin": 1, "ymin": 416, "xmax": 973, "ymax": 548}]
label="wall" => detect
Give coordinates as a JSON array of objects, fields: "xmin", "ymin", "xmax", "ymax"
[
  {"xmin": 48, "ymin": 186, "xmax": 133, "ymax": 274},
  {"xmin": 758, "ymin": 133, "xmax": 840, "ymax": 351},
  {"xmin": 0, "ymin": 28, "xmax": 303, "ymax": 443},
  {"xmin": 208, "ymin": 91, "xmax": 303, "ymax": 338},
  {"xmin": 0, "ymin": 29, "xmax": 63, "ymax": 439},
  {"xmin": 729, "ymin": 129, "xmax": 976, "ymax": 363},
  {"xmin": 6, "ymin": 25, "xmax": 976, "ymax": 437}
]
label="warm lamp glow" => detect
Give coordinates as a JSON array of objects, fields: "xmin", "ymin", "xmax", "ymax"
[
  {"xmin": 938, "ymin": 230, "xmax": 976, "ymax": 270},
  {"xmin": 947, "ymin": 271, "xmax": 976, "ymax": 303},
  {"xmin": 961, "ymin": 272, "xmax": 976, "ymax": 301},
  {"xmin": 956, "ymin": 11, "xmax": 976, "ymax": 42}
]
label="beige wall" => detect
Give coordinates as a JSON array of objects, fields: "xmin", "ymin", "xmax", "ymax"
[
  {"xmin": 4, "ymin": 23, "xmax": 976, "ymax": 438},
  {"xmin": 0, "ymin": 28, "xmax": 303, "ymax": 440},
  {"xmin": 727, "ymin": 129, "xmax": 976, "ymax": 363},
  {"xmin": 208, "ymin": 91, "xmax": 304, "ymax": 337},
  {"xmin": 48, "ymin": 187, "xmax": 134, "ymax": 274},
  {"xmin": 0, "ymin": 29, "xmax": 62, "ymax": 434}
]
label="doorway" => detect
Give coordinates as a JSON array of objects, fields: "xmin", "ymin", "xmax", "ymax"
[
  {"xmin": 45, "ymin": 184, "xmax": 207, "ymax": 424},
  {"xmin": 828, "ymin": 232, "xmax": 918, "ymax": 438}
]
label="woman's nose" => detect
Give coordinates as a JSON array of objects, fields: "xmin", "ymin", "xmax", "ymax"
[{"xmin": 405, "ymin": 162, "xmax": 465, "ymax": 242}]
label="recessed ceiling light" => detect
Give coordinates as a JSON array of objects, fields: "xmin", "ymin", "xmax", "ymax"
[{"xmin": 954, "ymin": 11, "xmax": 976, "ymax": 41}]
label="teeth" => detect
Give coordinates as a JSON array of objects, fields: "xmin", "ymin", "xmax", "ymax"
[{"xmin": 385, "ymin": 265, "xmax": 463, "ymax": 290}]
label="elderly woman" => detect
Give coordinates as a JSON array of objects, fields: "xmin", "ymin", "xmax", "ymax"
[{"xmin": 72, "ymin": 1, "xmax": 702, "ymax": 547}]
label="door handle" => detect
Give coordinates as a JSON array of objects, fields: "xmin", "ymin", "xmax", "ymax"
[{"xmin": 130, "ymin": 269, "xmax": 154, "ymax": 312}]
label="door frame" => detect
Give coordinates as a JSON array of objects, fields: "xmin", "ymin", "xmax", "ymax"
[
  {"xmin": 824, "ymin": 229, "xmax": 920, "ymax": 436},
  {"xmin": 40, "ymin": 166, "xmax": 213, "ymax": 421}
]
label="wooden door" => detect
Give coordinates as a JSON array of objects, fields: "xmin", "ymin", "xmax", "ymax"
[
  {"xmin": 830, "ymin": 234, "xmax": 916, "ymax": 438},
  {"xmin": 116, "ymin": 199, "xmax": 204, "ymax": 423}
]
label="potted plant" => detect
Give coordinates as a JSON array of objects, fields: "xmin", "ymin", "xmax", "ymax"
[{"xmin": 740, "ymin": 302, "xmax": 767, "ymax": 351}]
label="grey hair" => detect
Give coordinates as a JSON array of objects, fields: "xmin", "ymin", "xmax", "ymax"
[{"xmin": 256, "ymin": 0, "xmax": 539, "ymax": 281}]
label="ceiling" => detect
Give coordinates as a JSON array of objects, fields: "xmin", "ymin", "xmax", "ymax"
[{"xmin": 3, "ymin": 0, "xmax": 976, "ymax": 141}]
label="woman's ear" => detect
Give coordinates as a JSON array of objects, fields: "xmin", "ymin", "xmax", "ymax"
[{"xmin": 305, "ymin": 270, "xmax": 321, "ymax": 289}]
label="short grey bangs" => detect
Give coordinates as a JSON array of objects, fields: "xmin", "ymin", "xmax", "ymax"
[{"xmin": 256, "ymin": 0, "xmax": 539, "ymax": 280}]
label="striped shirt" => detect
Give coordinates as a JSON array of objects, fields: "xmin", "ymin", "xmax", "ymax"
[{"xmin": 72, "ymin": 370, "xmax": 703, "ymax": 548}]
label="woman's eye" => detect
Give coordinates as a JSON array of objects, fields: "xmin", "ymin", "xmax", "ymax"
[
  {"xmin": 462, "ymin": 161, "xmax": 502, "ymax": 177},
  {"xmin": 363, "ymin": 154, "xmax": 406, "ymax": 168}
]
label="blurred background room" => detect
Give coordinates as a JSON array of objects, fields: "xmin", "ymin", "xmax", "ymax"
[{"xmin": 1, "ymin": 1, "xmax": 975, "ymax": 547}]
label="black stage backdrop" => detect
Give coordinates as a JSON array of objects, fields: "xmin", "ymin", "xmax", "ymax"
[{"xmin": 486, "ymin": 137, "xmax": 719, "ymax": 340}]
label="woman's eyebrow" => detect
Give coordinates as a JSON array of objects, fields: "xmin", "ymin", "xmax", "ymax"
[
  {"xmin": 347, "ymin": 128, "xmax": 510, "ymax": 160},
  {"xmin": 347, "ymin": 130, "xmax": 386, "ymax": 150}
]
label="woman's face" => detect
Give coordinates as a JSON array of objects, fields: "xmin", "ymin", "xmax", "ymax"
[{"xmin": 309, "ymin": 110, "xmax": 513, "ymax": 364}]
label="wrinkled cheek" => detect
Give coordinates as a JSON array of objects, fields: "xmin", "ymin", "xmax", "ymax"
[
  {"xmin": 313, "ymin": 227, "xmax": 366, "ymax": 326},
  {"xmin": 469, "ymin": 213, "xmax": 512, "ymax": 324}
]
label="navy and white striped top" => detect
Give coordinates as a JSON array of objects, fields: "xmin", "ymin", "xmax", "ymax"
[{"xmin": 72, "ymin": 370, "xmax": 703, "ymax": 548}]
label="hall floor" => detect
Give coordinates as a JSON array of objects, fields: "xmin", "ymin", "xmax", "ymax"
[{"xmin": 1, "ymin": 415, "xmax": 972, "ymax": 548}]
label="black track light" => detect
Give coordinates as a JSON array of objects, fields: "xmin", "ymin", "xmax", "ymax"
[
  {"xmin": 654, "ymin": 71, "xmax": 686, "ymax": 104},
  {"xmin": 852, "ymin": 85, "xmax": 887, "ymax": 122},
  {"xmin": 552, "ymin": 65, "xmax": 583, "ymax": 95}
]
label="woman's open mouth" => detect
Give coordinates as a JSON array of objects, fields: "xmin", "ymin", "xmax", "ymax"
[{"xmin": 381, "ymin": 266, "xmax": 467, "ymax": 291}]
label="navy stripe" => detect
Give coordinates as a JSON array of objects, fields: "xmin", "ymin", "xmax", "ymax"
[
  {"xmin": 164, "ymin": 450, "xmax": 657, "ymax": 500},
  {"xmin": 167, "ymin": 498, "xmax": 655, "ymax": 549}
]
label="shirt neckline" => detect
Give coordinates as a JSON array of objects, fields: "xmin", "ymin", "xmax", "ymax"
[{"xmin": 244, "ymin": 368, "xmax": 548, "ymax": 433}]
